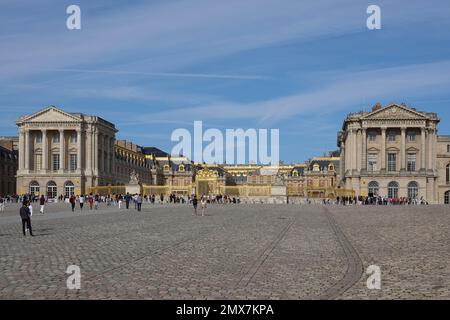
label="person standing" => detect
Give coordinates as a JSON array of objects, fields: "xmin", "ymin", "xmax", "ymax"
[
  {"xmin": 39, "ymin": 194, "xmax": 46, "ymax": 214},
  {"xmin": 70, "ymin": 194, "xmax": 76, "ymax": 212},
  {"xmin": 192, "ymin": 195, "xmax": 198, "ymax": 215},
  {"xmin": 136, "ymin": 194, "xmax": 143, "ymax": 212},
  {"xmin": 79, "ymin": 195, "xmax": 85, "ymax": 211},
  {"xmin": 20, "ymin": 201, "xmax": 33, "ymax": 237},
  {"xmin": 0, "ymin": 197, "xmax": 4, "ymax": 212}
]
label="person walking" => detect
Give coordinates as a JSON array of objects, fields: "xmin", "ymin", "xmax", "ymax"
[
  {"xmin": 118, "ymin": 194, "xmax": 123, "ymax": 209},
  {"xmin": 136, "ymin": 194, "xmax": 143, "ymax": 212},
  {"xmin": 69, "ymin": 194, "xmax": 76, "ymax": 212},
  {"xmin": 94, "ymin": 194, "xmax": 99, "ymax": 210},
  {"xmin": 125, "ymin": 193, "xmax": 131, "ymax": 210},
  {"xmin": 200, "ymin": 195, "xmax": 207, "ymax": 217},
  {"xmin": 88, "ymin": 194, "xmax": 94, "ymax": 210},
  {"xmin": 79, "ymin": 195, "xmax": 85, "ymax": 211},
  {"xmin": 20, "ymin": 201, "xmax": 33, "ymax": 237},
  {"xmin": 192, "ymin": 195, "xmax": 198, "ymax": 215},
  {"xmin": 39, "ymin": 194, "xmax": 46, "ymax": 214},
  {"xmin": 0, "ymin": 197, "xmax": 4, "ymax": 212}
]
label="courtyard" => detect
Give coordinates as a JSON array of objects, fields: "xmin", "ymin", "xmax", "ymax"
[{"xmin": 0, "ymin": 202, "xmax": 449, "ymax": 299}]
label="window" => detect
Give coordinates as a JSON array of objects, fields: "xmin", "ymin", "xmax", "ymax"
[
  {"xmin": 448, "ymin": 145, "xmax": 450, "ymax": 153},
  {"xmin": 65, "ymin": 181, "xmax": 75, "ymax": 198},
  {"xmin": 29, "ymin": 181, "xmax": 40, "ymax": 196},
  {"xmin": 368, "ymin": 132, "xmax": 376, "ymax": 142},
  {"xmin": 35, "ymin": 132, "xmax": 42, "ymax": 143},
  {"xmin": 52, "ymin": 134, "xmax": 60, "ymax": 143},
  {"xmin": 368, "ymin": 154, "xmax": 377, "ymax": 172},
  {"xmin": 52, "ymin": 154, "xmax": 60, "ymax": 171},
  {"xmin": 388, "ymin": 132, "xmax": 396, "ymax": 141},
  {"xmin": 388, "ymin": 153, "xmax": 397, "ymax": 172},
  {"xmin": 388, "ymin": 181, "xmax": 399, "ymax": 198},
  {"xmin": 368, "ymin": 181, "xmax": 379, "ymax": 196},
  {"xmin": 69, "ymin": 132, "xmax": 77, "ymax": 143},
  {"xmin": 35, "ymin": 154, "xmax": 42, "ymax": 171},
  {"xmin": 407, "ymin": 181, "xmax": 418, "ymax": 199},
  {"xmin": 407, "ymin": 153, "xmax": 416, "ymax": 172},
  {"xmin": 445, "ymin": 191, "xmax": 449, "ymax": 204},
  {"xmin": 47, "ymin": 181, "xmax": 57, "ymax": 199},
  {"xmin": 408, "ymin": 132, "xmax": 416, "ymax": 142},
  {"xmin": 70, "ymin": 154, "xmax": 77, "ymax": 171},
  {"xmin": 447, "ymin": 164, "xmax": 450, "ymax": 184}
]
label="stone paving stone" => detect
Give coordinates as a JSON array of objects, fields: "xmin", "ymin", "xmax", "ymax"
[{"xmin": 0, "ymin": 202, "xmax": 449, "ymax": 299}]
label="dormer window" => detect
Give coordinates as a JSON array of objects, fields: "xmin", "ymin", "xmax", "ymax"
[{"xmin": 179, "ymin": 164, "xmax": 185, "ymax": 172}]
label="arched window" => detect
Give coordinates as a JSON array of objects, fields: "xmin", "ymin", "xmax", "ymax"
[
  {"xmin": 388, "ymin": 181, "xmax": 399, "ymax": 198},
  {"xmin": 47, "ymin": 181, "xmax": 57, "ymax": 199},
  {"xmin": 446, "ymin": 164, "xmax": 449, "ymax": 183},
  {"xmin": 64, "ymin": 181, "xmax": 75, "ymax": 198},
  {"xmin": 292, "ymin": 170, "xmax": 299, "ymax": 177},
  {"xmin": 407, "ymin": 181, "xmax": 419, "ymax": 199},
  {"xmin": 164, "ymin": 164, "xmax": 170, "ymax": 172},
  {"xmin": 368, "ymin": 181, "xmax": 379, "ymax": 196},
  {"xmin": 29, "ymin": 181, "xmax": 40, "ymax": 196},
  {"xmin": 445, "ymin": 191, "xmax": 449, "ymax": 204},
  {"xmin": 178, "ymin": 164, "xmax": 185, "ymax": 172}
]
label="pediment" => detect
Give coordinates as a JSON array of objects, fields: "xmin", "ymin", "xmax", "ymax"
[
  {"xmin": 362, "ymin": 104, "xmax": 428, "ymax": 120},
  {"xmin": 406, "ymin": 146, "xmax": 419, "ymax": 152},
  {"xmin": 367, "ymin": 147, "xmax": 380, "ymax": 152},
  {"xmin": 18, "ymin": 106, "xmax": 81, "ymax": 124}
]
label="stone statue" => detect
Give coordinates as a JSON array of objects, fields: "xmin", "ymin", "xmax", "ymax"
[
  {"xmin": 129, "ymin": 170, "xmax": 140, "ymax": 185},
  {"xmin": 273, "ymin": 172, "xmax": 285, "ymax": 186}
]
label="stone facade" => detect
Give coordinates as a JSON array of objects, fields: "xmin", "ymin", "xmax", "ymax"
[
  {"xmin": 114, "ymin": 140, "xmax": 152, "ymax": 185},
  {"xmin": 338, "ymin": 103, "xmax": 450, "ymax": 204},
  {"xmin": 0, "ymin": 141, "xmax": 18, "ymax": 196},
  {"xmin": 16, "ymin": 106, "xmax": 117, "ymax": 197}
]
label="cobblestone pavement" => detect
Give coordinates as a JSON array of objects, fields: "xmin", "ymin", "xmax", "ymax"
[{"xmin": 0, "ymin": 202, "xmax": 449, "ymax": 299}]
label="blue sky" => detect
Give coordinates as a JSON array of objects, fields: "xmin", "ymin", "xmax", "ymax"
[{"xmin": 1, "ymin": 0, "xmax": 450, "ymax": 163}]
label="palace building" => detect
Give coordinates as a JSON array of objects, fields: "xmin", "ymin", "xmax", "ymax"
[
  {"xmin": 337, "ymin": 103, "xmax": 450, "ymax": 204},
  {"xmin": 11, "ymin": 104, "xmax": 450, "ymax": 204},
  {"xmin": 0, "ymin": 137, "xmax": 18, "ymax": 196}
]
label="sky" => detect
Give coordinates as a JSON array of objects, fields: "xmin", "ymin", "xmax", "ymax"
[{"xmin": 1, "ymin": 0, "xmax": 450, "ymax": 164}]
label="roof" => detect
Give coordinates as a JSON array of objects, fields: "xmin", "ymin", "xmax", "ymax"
[{"xmin": 142, "ymin": 147, "xmax": 170, "ymax": 157}]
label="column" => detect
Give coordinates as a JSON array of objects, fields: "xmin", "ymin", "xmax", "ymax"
[
  {"xmin": 420, "ymin": 128, "xmax": 426, "ymax": 171},
  {"xmin": 77, "ymin": 129, "xmax": 82, "ymax": 171},
  {"xmin": 94, "ymin": 129, "xmax": 99, "ymax": 175},
  {"xmin": 340, "ymin": 141, "xmax": 345, "ymax": 178},
  {"xmin": 110, "ymin": 138, "xmax": 115, "ymax": 177},
  {"xmin": 381, "ymin": 127, "xmax": 386, "ymax": 171},
  {"xmin": 42, "ymin": 130, "xmax": 48, "ymax": 171},
  {"xmin": 400, "ymin": 127, "xmax": 406, "ymax": 171},
  {"xmin": 352, "ymin": 129, "xmax": 357, "ymax": 173},
  {"xmin": 361, "ymin": 128, "xmax": 367, "ymax": 171},
  {"xmin": 428, "ymin": 129, "xmax": 434, "ymax": 173},
  {"xmin": 86, "ymin": 128, "xmax": 92, "ymax": 174},
  {"xmin": 19, "ymin": 129, "xmax": 25, "ymax": 170},
  {"xmin": 24, "ymin": 129, "xmax": 30, "ymax": 171},
  {"xmin": 356, "ymin": 129, "xmax": 361, "ymax": 172},
  {"xmin": 59, "ymin": 129, "xmax": 65, "ymax": 171}
]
